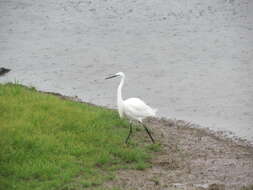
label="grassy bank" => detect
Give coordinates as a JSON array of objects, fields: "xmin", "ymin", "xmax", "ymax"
[{"xmin": 0, "ymin": 84, "xmax": 155, "ymax": 190}]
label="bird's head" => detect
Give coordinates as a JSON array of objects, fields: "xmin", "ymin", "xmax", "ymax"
[{"xmin": 105, "ymin": 72, "xmax": 125, "ymax": 80}]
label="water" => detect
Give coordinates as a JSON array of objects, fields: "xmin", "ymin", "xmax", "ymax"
[{"xmin": 1, "ymin": 0, "xmax": 253, "ymax": 142}]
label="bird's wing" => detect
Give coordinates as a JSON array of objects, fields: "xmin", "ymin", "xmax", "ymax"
[{"xmin": 123, "ymin": 98, "xmax": 156, "ymax": 118}]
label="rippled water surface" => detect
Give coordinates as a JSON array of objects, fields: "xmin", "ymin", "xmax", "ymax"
[{"xmin": 1, "ymin": 0, "xmax": 253, "ymax": 141}]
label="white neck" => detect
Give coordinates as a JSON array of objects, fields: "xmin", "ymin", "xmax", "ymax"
[
  {"xmin": 117, "ymin": 75, "xmax": 125, "ymax": 117},
  {"xmin": 117, "ymin": 75, "xmax": 125, "ymax": 104}
]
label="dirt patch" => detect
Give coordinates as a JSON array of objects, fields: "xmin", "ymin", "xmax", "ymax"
[{"xmin": 103, "ymin": 118, "xmax": 253, "ymax": 190}]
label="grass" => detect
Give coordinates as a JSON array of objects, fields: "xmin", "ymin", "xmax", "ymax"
[{"xmin": 0, "ymin": 83, "xmax": 155, "ymax": 190}]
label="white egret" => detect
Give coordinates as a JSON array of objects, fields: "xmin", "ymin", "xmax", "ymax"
[{"xmin": 105, "ymin": 72, "xmax": 157, "ymax": 144}]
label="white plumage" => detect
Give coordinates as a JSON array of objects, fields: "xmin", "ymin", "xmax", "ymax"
[
  {"xmin": 105, "ymin": 72, "xmax": 156, "ymax": 143},
  {"xmin": 123, "ymin": 98, "xmax": 157, "ymax": 122}
]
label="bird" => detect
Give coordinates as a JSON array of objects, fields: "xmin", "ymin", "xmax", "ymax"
[
  {"xmin": 105, "ymin": 72, "xmax": 157, "ymax": 144},
  {"xmin": 0, "ymin": 67, "xmax": 11, "ymax": 76}
]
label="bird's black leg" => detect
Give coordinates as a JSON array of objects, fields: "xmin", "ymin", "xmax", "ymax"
[
  {"xmin": 143, "ymin": 124, "xmax": 155, "ymax": 143},
  {"xmin": 125, "ymin": 123, "xmax": 133, "ymax": 144}
]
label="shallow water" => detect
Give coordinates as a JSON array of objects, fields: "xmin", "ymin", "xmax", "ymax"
[{"xmin": 0, "ymin": 0, "xmax": 253, "ymax": 141}]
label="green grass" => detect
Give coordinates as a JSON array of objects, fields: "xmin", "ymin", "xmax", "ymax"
[{"xmin": 0, "ymin": 83, "xmax": 153, "ymax": 190}]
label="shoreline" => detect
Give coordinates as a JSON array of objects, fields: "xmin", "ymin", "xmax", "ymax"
[
  {"xmin": 105, "ymin": 117, "xmax": 253, "ymax": 189},
  {"xmin": 42, "ymin": 89, "xmax": 253, "ymax": 189},
  {"xmin": 1, "ymin": 0, "xmax": 252, "ymax": 146},
  {"xmin": 41, "ymin": 87, "xmax": 253, "ymax": 149},
  {"xmin": 2, "ymin": 83, "xmax": 253, "ymax": 189},
  {"xmin": 2, "ymin": 82, "xmax": 253, "ymax": 148}
]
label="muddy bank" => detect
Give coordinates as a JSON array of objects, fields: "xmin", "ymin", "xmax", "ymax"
[{"xmin": 104, "ymin": 118, "xmax": 253, "ymax": 190}]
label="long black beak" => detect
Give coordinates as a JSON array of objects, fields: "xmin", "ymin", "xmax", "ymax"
[{"xmin": 105, "ymin": 75, "xmax": 117, "ymax": 80}]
